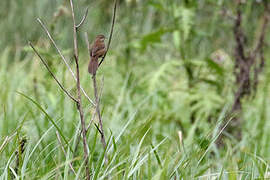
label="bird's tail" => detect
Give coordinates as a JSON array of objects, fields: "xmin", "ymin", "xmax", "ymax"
[{"xmin": 88, "ymin": 56, "xmax": 98, "ymax": 75}]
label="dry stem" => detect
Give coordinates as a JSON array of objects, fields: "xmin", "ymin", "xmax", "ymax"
[
  {"xmin": 76, "ymin": 7, "xmax": 89, "ymax": 29},
  {"xmin": 36, "ymin": 18, "xmax": 95, "ymax": 106},
  {"xmin": 98, "ymin": 0, "xmax": 117, "ymax": 67},
  {"xmin": 70, "ymin": 0, "xmax": 90, "ymax": 179},
  {"xmin": 92, "ymin": 74, "xmax": 107, "ymax": 149},
  {"xmin": 29, "ymin": 42, "xmax": 78, "ymax": 103}
]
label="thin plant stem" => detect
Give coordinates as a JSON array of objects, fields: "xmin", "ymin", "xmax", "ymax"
[
  {"xmin": 73, "ymin": 77, "xmax": 104, "ymax": 156},
  {"xmin": 29, "ymin": 42, "xmax": 78, "ymax": 103},
  {"xmin": 92, "ymin": 74, "xmax": 108, "ymax": 164},
  {"xmin": 98, "ymin": 0, "xmax": 117, "ymax": 67},
  {"xmin": 74, "ymin": 55, "xmax": 90, "ymax": 180},
  {"xmin": 70, "ymin": 0, "xmax": 90, "ymax": 179},
  {"xmin": 92, "ymin": 74, "xmax": 106, "ymax": 149},
  {"xmin": 36, "ymin": 18, "xmax": 95, "ymax": 106},
  {"xmin": 76, "ymin": 7, "xmax": 89, "ymax": 29}
]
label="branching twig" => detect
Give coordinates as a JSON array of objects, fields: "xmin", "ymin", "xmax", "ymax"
[
  {"xmin": 74, "ymin": 55, "xmax": 90, "ymax": 180},
  {"xmin": 29, "ymin": 42, "xmax": 78, "ymax": 103},
  {"xmin": 36, "ymin": 18, "xmax": 95, "ymax": 106},
  {"xmin": 98, "ymin": 0, "xmax": 118, "ymax": 67},
  {"xmin": 73, "ymin": 77, "xmax": 104, "ymax": 158},
  {"xmin": 76, "ymin": 7, "xmax": 89, "ymax": 30},
  {"xmin": 70, "ymin": 0, "xmax": 90, "ymax": 179},
  {"xmin": 56, "ymin": 131, "xmax": 76, "ymax": 175},
  {"xmin": 84, "ymin": 0, "xmax": 118, "ymax": 162},
  {"xmin": 73, "ymin": 78, "xmax": 104, "ymax": 160}
]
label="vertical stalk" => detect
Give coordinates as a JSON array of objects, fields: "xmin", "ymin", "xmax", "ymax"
[
  {"xmin": 70, "ymin": 0, "xmax": 90, "ymax": 179},
  {"xmin": 92, "ymin": 74, "xmax": 107, "ymax": 149}
]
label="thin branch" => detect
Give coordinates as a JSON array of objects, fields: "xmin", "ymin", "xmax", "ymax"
[
  {"xmin": 76, "ymin": 7, "xmax": 89, "ymax": 29},
  {"xmin": 94, "ymin": 123, "xmax": 103, "ymax": 135},
  {"xmin": 86, "ymin": 76, "xmax": 105, "ymax": 132},
  {"xmin": 74, "ymin": 55, "xmax": 90, "ymax": 180},
  {"xmin": 70, "ymin": 0, "xmax": 79, "ymax": 59},
  {"xmin": 98, "ymin": 0, "xmax": 118, "ymax": 67},
  {"xmin": 92, "ymin": 74, "xmax": 107, "ymax": 150},
  {"xmin": 36, "ymin": 18, "xmax": 95, "ymax": 106},
  {"xmin": 29, "ymin": 42, "xmax": 78, "ymax": 103},
  {"xmin": 73, "ymin": 77, "xmax": 104, "ymax": 157},
  {"xmin": 70, "ymin": 0, "xmax": 90, "ymax": 179},
  {"xmin": 56, "ymin": 131, "xmax": 76, "ymax": 175},
  {"xmin": 72, "ymin": 31, "xmax": 95, "ymax": 168}
]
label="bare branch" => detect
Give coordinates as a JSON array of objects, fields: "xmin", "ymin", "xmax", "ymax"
[
  {"xmin": 92, "ymin": 74, "xmax": 107, "ymax": 151},
  {"xmin": 86, "ymin": 76, "xmax": 104, "ymax": 132},
  {"xmin": 56, "ymin": 131, "xmax": 77, "ymax": 175},
  {"xmin": 73, "ymin": 77, "xmax": 104, "ymax": 157},
  {"xmin": 36, "ymin": 18, "xmax": 95, "ymax": 106},
  {"xmin": 36, "ymin": 18, "xmax": 75, "ymax": 78},
  {"xmin": 76, "ymin": 7, "xmax": 89, "ymax": 29},
  {"xmin": 29, "ymin": 42, "xmax": 78, "ymax": 103},
  {"xmin": 98, "ymin": 0, "xmax": 118, "ymax": 67},
  {"xmin": 70, "ymin": 0, "xmax": 90, "ymax": 179},
  {"xmin": 70, "ymin": 0, "xmax": 79, "ymax": 59},
  {"xmin": 74, "ymin": 55, "xmax": 90, "ymax": 180}
]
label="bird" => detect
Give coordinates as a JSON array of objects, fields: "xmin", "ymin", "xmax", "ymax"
[{"xmin": 88, "ymin": 34, "xmax": 106, "ymax": 75}]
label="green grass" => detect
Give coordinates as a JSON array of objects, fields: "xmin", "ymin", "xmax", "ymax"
[
  {"xmin": 1, "ymin": 44, "xmax": 270, "ymax": 179},
  {"xmin": 1, "ymin": 0, "xmax": 270, "ymax": 179}
]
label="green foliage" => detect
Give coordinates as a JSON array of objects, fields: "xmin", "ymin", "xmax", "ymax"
[{"xmin": 1, "ymin": 0, "xmax": 270, "ymax": 179}]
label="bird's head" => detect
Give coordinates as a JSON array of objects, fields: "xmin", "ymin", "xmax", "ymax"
[{"xmin": 96, "ymin": 34, "xmax": 105, "ymax": 42}]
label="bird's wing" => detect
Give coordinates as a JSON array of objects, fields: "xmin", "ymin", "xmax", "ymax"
[
  {"xmin": 91, "ymin": 43, "xmax": 105, "ymax": 57},
  {"xmin": 95, "ymin": 48, "xmax": 107, "ymax": 58}
]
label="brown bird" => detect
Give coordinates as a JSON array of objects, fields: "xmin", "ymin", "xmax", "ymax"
[{"xmin": 88, "ymin": 34, "xmax": 106, "ymax": 75}]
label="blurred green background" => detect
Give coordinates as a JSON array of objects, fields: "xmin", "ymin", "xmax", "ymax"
[{"xmin": 1, "ymin": 0, "xmax": 270, "ymax": 179}]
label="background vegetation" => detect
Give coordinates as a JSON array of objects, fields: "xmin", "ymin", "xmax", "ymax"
[{"xmin": 1, "ymin": 0, "xmax": 270, "ymax": 179}]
